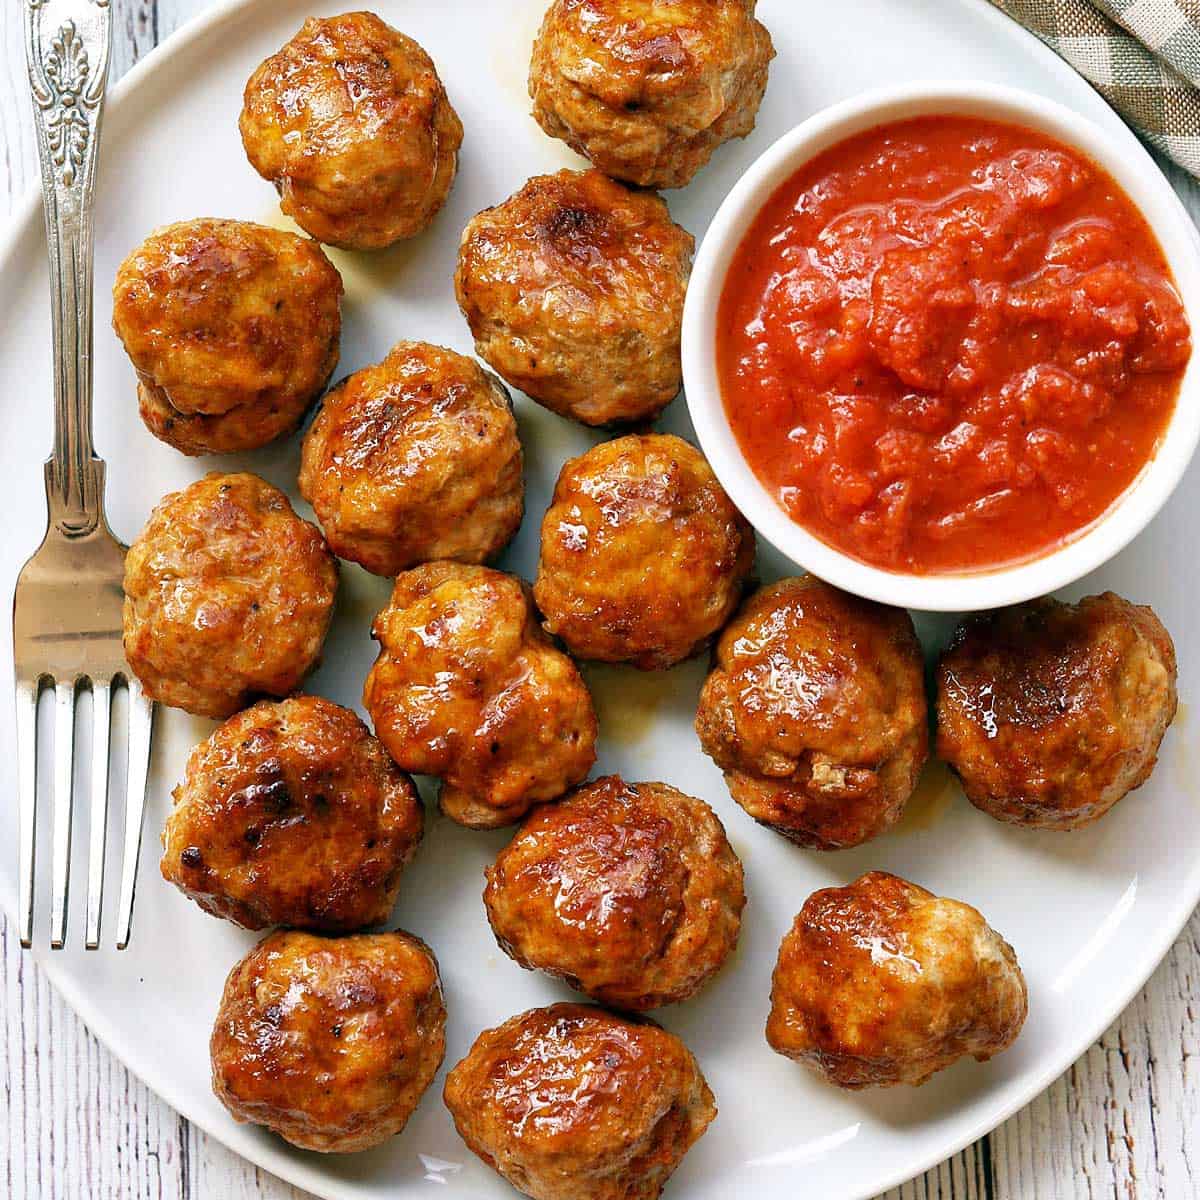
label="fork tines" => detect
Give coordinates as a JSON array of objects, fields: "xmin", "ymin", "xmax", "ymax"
[{"xmin": 16, "ymin": 671, "xmax": 153, "ymax": 950}]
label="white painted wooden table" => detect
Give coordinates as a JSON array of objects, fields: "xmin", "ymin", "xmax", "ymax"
[{"xmin": 1, "ymin": 2, "xmax": 1198, "ymax": 1197}]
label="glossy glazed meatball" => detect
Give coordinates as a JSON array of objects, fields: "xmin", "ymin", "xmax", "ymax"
[
  {"xmin": 534, "ymin": 434, "xmax": 754, "ymax": 669},
  {"xmin": 529, "ymin": 0, "xmax": 775, "ymax": 190},
  {"xmin": 444, "ymin": 1003, "xmax": 715, "ymax": 1200},
  {"xmin": 937, "ymin": 592, "xmax": 1178, "ymax": 831},
  {"xmin": 298, "ymin": 343, "xmax": 520, "ymax": 576},
  {"xmin": 363, "ymin": 563, "xmax": 597, "ymax": 828},
  {"xmin": 766, "ymin": 871, "xmax": 1027, "ymax": 1089},
  {"xmin": 161, "ymin": 696, "xmax": 423, "ymax": 931},
  {"xmin": 696, "ymin": 577, "xmax": 929, "ymax": 850},
  {"xmin": 240, "ymin": 13, "xmax": 463, "ymax": 250},
  {"xmin": 455, "ymin": 169, "xmax": 694, "ymax": 426},
  {"xmin": 485, "ymin": 776, "xmax": 743, "ymax": 1010},
  {"xmin": 123, "ymin": 473, "xmax": 337, "ymax": 719},
  {"xmin": 299, "ymin": 341, "xmax": 524, "ymax": 576},
  {"xmin": 211, "ymin": 929, "xmax": 445, "ymax": 1152},
  {"xmin": 112, "ymin": 219, "xmax": 342, "ymax": 455}
]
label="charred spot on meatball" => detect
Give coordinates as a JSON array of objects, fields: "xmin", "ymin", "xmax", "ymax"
[
  {"xmin": 363, "ymin": 563, "xmax": 597, "ymax": 829},
  {"xmin": 122, "ymin": 473, "xmax": 338, "ymax": 719},
  {"xmin": 161, "ymin": 696, "xmax": 423, "ymax": 931},
  {"xmin": 455, "ymin": 169, "xmax": 694, "ymax": 426},
  {"xmin": 696, "ymin": 576, "xmax": 929, "ymax": 850},
  {"xmin": 485, "ymin": 775, "xmax": 744, "ymax": 1010},
  {"xmin": 299, "ymin": 340, "xmax": 524, "ymax": 577},
  {"xmin": 112, "ymin": 219, "xmax": 342, "ymax": 455},
  {"xmin": 534, "ymin": 433, "xmax": 755, "ymax": 669},
  {"xmin": 240, "ymin": 13, "xmax": 463, "ymax": 250},
  {"xmin": 444, "ymin": 1003, "xmax": 715, "ymax": 1200},
  {"xmin": 529, "ymin": 0, "xmax": 775, "ymax": 190},
  {"xmin": 766, "ymin": 871, "xmax": 1028, "ymax": 1088},
  {"xmin": 210, "ymin": 929, "xmax": 445, "ymax": 1152},
  {"xmin": 936, "ymin": 591, "xmax": 1178, "ymax": 830}
]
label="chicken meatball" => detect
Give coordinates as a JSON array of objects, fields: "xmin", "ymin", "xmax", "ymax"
[
  {"xmin": 696, "ymin": 577, "xmax": 929, "ymax": 850},
  {"xmin": 211, "ymin": 929, "xmax": 445, "ymax": 1152},
  {"xmin": 112, "ymin": 219, "xmax": 342, "ymax": 455},
  {"xmin": 299, "ymin": 341, "xmax": 524, "ymax": 576},
  {"xmin": 161, "ymin": 696, "xmax": 423, "ymax": 931},
  {"xmin": 534, "ymin": 434, "xmax": 754, "ymax": 669},
  {"xmin": 936, "ymin": 592, "xmax": 1178, "ymax": 831},
  {"xmin": 240, "ymin": 13, "xmax": 463, "ymax": 250},
  {"xmin": 529, "ymin": 0, "xmax": 775, "ymax": 190},
  {"xmin": 444, "ymin": 1003, "xmax": 715, "ymax": 1200},
  {"xmin": 363, "ymin": 563, "xmax": 597, "ymax": 828},
  {"xmin": 485, "ymin": 776, "xmax": 744, "ymax": 1010},
  {"xmin": 766, "ymin": 871, "xmax": 1027, "ymax": 1089},
  {"xmin": 455, "ymin": 169, "xmax": 694, "ymax": 426},
  {"xmin": 123, "ymin": 473, "xmax": 337, "ymax": 719}
]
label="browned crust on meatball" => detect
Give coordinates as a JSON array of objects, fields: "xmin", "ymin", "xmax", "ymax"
[
  {"xmin": 455, "ymin": 169, "xmax": 694, "ymax": 426},
  {"xmin": 240, "ymin": 12, "xmax": 463, "ymax": 250},
  {"xmin": 766, "ymin": 871, "xmax": 1028, "ymax": 1089},
  {"xmin": 112, "ymin": 219, "xmax": 342, "ymax": 453},
  {"xmin": 298, "ymin": 340, "xmax": 524, "ymax": 577},
  {"xmin": 210, "ymin": 929, "xmax": 445, "ymax": 1152},
  {"xmin": 529, "ymin": 0, "xmax": 775, "ymax": 189},
  {"xmin": 936, "ymin": 592, "xmax": 1178, "ymax": 831},
  {"xmin": 485, "ymin": 776, "xmax": 744, "ymax": 1010},
  {"xmin": 696, "ymin": 576, "xmax": 929, "ymax": 850},
  {"xmin": 161, "ymin": 696, "xmax": 423, "ymax": 931},
  {"xmin": 136, "ymin": 380, "xmax": 312, "ymax": 458},
  {"xmin": 534, "ymin": 434, "xmax": 755, "ymax": 669},
  {"xmin": 444, "ymin": 1003, "xmax": 715, "ymax": 1200},
  {"xmin": 363, "ymin": 562, "xmax": 597, "ymax": 828},
  {"xmin": 122, "ymin": 473, "xmax": 338, "ymax": 719}
]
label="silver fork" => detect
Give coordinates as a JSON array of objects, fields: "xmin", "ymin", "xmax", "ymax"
[{"xmin": 14, "ymin": 0, "xmax": 154, "ymax": 950}]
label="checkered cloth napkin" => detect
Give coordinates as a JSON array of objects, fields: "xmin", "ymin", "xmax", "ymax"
[{"xmin": 989, "ymin": 0, "xmax": 1200, "ymax": 176}]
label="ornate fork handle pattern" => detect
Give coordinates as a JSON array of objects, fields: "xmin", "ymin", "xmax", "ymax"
[{"xmin": 24, "ymin": 0, "xmax": 112, "ymax": 537}]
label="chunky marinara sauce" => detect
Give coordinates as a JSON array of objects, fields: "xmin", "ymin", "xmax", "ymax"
[{"xmin": 717, "ymin": 116, "xmax": 1191, "ymax": 573}]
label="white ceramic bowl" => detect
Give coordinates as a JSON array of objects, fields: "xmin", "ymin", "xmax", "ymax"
[{"xmin": 683, "ymin": 81, "xmax": 1200, "ymax": 612}]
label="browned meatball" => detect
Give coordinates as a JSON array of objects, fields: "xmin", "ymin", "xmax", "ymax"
[
  {"xmin": 363, "ymin": 563, "xmax": 597, "ymax": 828},
  {"xmin": 211, "ymin": 929, "xmax": 445, "ymax": 1152},
  {"xmin": 936, "ymin": 592, "xmax": 1178, "ymax": 831},
  {"xmin": 485, "ymin": 776, "xmax": 743, "ymax": 1010},
  {"xmin": 298, "ymin": 341, "xmax": 524, "ymax": 577},
  {"xmin": 766, "ymin": 871, "xmax": 1027, "ymax": 1089},
  {"xmin": 123, "ymin": 473, "xmax": 337, "ymax": 719},
  {"xmin": 240, "ymin": 13, "xmax": 463, "ymax": 250},
  {"xmin": 112, "ymin": 219, "xmax": 342, "ymax": 455},
  {"xmin": 161, "ymin": 696, "xmax": 423, "ymax": 931},
  {"xmin": 534, "ymin": 434, "xmax": 754, "ymax": 669},
  {"xmin": 696, "ymin": 577, "xmax": 929, "ymax": 850},
  {"xmin": 444, "ymin": 1003, "xmax": 715, "ymax": 1200},
  {"xmin": 529, "ymin": 0, "xmax": 775, "ymax": 190},
  {"xmin": 455, "ymin": 169, "xmax": 694, "ymax": 426}
]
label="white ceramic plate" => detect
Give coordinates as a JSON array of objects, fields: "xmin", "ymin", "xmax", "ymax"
[{"xmin": 1, "ymin": 3, "xmax": 1197, "ymax": 1199}]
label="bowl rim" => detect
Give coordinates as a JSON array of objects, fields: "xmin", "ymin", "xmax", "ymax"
[{"xmin": 682, "ymin": 79, "xmax": 1200, "ymax": 612}]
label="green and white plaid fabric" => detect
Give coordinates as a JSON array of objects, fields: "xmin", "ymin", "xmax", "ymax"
[{"xmin": 989, "ymin": 0, "xmax": 1200, "ymax": 175}]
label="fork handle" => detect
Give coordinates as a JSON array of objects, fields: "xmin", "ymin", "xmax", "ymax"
[{"xmin": 25, "ymin": 0, "xmax": 112, "ymax": 537}]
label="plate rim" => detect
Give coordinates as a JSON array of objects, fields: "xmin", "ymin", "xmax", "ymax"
[{"xmin": 2, "ymin": 1, "xmax": 1197, "ymax": 1197}]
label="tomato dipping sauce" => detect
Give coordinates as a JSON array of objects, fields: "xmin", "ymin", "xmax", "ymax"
[{"xmin": 716, "ymin": 116, "xmax": 1191, "ymax": 573}]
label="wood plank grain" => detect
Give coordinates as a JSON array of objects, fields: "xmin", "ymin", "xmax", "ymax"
[
  {"xmin": 111, "ymin": 1, "xmax": 159, "ymax": 78},
  {"xmin": 1, "ymin": 919, "xmax": 188, "ymax": 1200},
  {"xmin": 883, "ymin": 1139, "xmax": 990, "ymax": 1199},
  {"xmin": 987, "ymin": 908, "xmax": 1200, "ymax": 1200},
  {"xmin": 1, "ymin": 3, "xmax": 1199, "ymax": 1199},
  {"xmin": 0, "ymin": 0, "xmax": 36, "ymax": 206}
]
